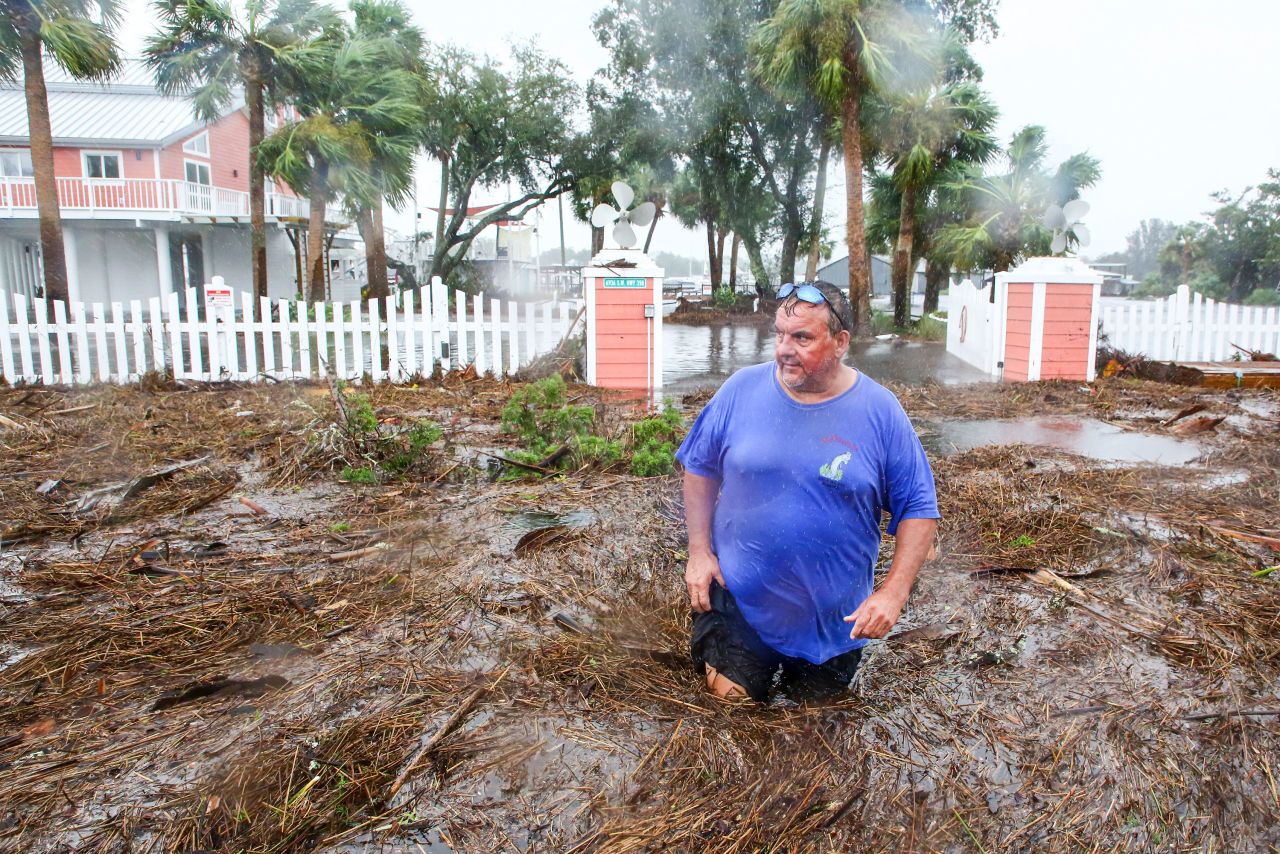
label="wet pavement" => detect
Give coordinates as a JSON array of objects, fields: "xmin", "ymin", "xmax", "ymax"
[{"xmin": 662, "ymin": 322, "xmax": 991, "ymax": 395}]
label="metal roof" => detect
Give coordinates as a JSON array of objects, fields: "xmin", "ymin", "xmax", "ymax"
[{"xmin": 0, "ymin": 59, "xmax": 242, "ymax": 147}]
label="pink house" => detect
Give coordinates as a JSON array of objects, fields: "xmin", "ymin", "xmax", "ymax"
[{"xmin": 0, "ymin": 59, "xmax": 353, "ymax": 304}]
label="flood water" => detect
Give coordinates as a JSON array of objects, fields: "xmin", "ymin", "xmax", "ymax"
[
  {"xmin": 662, "ymin": 322, "xmax": 991, "ymax": 394},
  {"xmin": 922, "ymin": 417, "xmax": 1205, "ymax": 466}
]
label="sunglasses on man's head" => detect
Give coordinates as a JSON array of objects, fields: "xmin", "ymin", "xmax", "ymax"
[{"xmin": 776, "ymin": 282, "xmax": 846, "ymax": 331}]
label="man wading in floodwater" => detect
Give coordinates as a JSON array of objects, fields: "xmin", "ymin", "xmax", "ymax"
[{"xmin": 675, "ymin": 281, "xmax": 940, "ymax": 702}]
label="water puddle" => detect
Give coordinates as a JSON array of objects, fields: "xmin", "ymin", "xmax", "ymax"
[
  {"xmin": 924, "ymin": 417, "xmax": 1204, "ymax": 466},
  {"xmin": 496, "ymin": 509, "xmax": 597, "ymax": 557}
]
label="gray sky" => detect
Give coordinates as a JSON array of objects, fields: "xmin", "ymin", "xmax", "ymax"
[{"xmin": 115, "ymin": 0, "xmax": 1280, "ymax": 268}]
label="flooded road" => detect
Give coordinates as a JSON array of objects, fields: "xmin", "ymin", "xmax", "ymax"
[{"xmin": 662, "ymin": 321, "xmax": 991, "ymax": 394}]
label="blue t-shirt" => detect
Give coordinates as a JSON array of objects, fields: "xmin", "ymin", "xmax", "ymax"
[{"xmin": 675, "ymin": 362, "xmax": 940, "ymax": 664}]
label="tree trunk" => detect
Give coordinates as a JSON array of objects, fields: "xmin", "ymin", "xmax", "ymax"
[
  {"xmin": 19, "ymin": 21, "xmax": 68, "ymax": 305},
  {"xmin": 433, "ymin": 154, "xmax": 449, "ymax": 271},
  {"xmin": 841, "ymin": 61, "xmax": 872, "ymax": 337},
  {"xmin": 286, "ymin": 226, "xmax": 304, "ymax": 297},
  {"xmin": 742, "ymin": 233, "xmax": 770, "ymax": 296},
  {"xmin": 805, "ymin": 134, "xmax": 832, "ymax": 281},
  {"xmin": 891, "ymin": 182, "xmax": 918, "ymax": 328},
  {"xmin": 244, "ymin": 60, "xmax": 268, "ymax": 311},
  {"xmin": 778, "ymin": 221, "xmax": 800, "ymax": 288},
  {"xmin": 706, "ymin": 221, "xmax": 722, "ymax": 289},
  {"xmin": 923, "ymin": 260, "xmax": 946, "ymax": 315},
  {"xmin": 306, "ymin": 164, "xmax": 329, "ymax": 302},
  {"xmin": 729, "ymin": 233, "xmax": 740, "ymax": 290},
  {"xmin": 359, "ymin": 201, "xmax": 389, "ymax": 299},
  {"xmin": 591, "ymin": 225, "xmax": 604, "ymax": 255},
  {"xmin": 643, "ymin": 202, "xmax": 662, "ymax": 254}
]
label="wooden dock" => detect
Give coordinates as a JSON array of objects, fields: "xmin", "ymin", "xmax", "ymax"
[{"xmin": 1172, "ymin": 360, "xmax": 1280, "ymax": 388}]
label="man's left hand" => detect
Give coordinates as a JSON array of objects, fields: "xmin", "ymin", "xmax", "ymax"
[{"xmin": 842, "ymin": 590, "xmax": 906, "ymax": 640}]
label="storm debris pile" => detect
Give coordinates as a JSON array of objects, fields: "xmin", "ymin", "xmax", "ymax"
[{"xmin": 0, "ymin": 377, "xmax": 1278, "ymax": 852}]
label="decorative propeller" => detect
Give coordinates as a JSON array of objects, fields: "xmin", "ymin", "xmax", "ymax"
[
  {"xmin": 1043, "ymin": 199, "xmax": 1091, "ymax": 255},
  {"xmin": 590, "ymin": 181, "xmax": 656, "ymax": 250}
]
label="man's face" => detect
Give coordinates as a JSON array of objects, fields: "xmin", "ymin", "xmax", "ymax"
[{"xmin": 773, "ymin": 301, "xmax": 849, "ymax": 392}]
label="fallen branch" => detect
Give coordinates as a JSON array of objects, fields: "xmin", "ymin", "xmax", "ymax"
[
  {"xmin": 1183, "ymin": 708, "xmax": 1280, "ymax": 722},
  {"xmin": 1207, "ymin": 526, "xmax": 1280, "ymax": 551},
  {"xmin": 1160, "ymin": 403, "xmax": 1205, "ymax": 427},
  {"xmin": 328, "ymin": 542, "xmax": 389, "ymax": 562},
  {"xmin": 386, "ymin": 666, "xmax": 510, "ymax": 802}
]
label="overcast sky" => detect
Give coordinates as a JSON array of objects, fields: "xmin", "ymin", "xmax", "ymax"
[{"xmin": 115, "ymin": 0, "xmax": 1280, "ymax": 269}]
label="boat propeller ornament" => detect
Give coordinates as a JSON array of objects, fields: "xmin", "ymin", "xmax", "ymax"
[
  {"xmin": 591, "ymin": 181, "xmax": 656, "ymax": 250},
  {"xmin": 1043, "ymin": 198, "xmax": 1091, "ymax": 255}
]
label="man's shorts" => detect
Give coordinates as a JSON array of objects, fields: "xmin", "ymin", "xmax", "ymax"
[{"xmin": 690, "ymin": 582, "xmax": 863, "ymax": 703}]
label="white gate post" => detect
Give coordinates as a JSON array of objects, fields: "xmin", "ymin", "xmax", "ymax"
[{"xmin": 1173, "ymin": 284, "xmax": 1191, "ymax": 361}]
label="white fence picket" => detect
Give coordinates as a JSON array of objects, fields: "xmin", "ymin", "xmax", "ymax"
[
  {"xmin": 1099, "ymin": 285, "xmax": 1280, "ymax": 363},
  {"xmin": 14, "ymin": 294, "xmax": 34, "ymax": 379},
  {"xmin": 0, "ymin": 294, "xmax": 13, "ymax": 383},
  {"xmin": 33, "ymin": 298, "xmax": 53, "ymax": 385},
  {"xmin": 241, "ymin": 292, "xmax": 258, "ymax": 378},
  {"xmin": 54, "ymin": 299, "xmax": 73, "ymax": 383},
  {"xmin": 129, "ymin": 300, "xmax": 146, "ymax": 381},
  {"xmin": 0, "ymin": 281, "xmax": 582, "ymax": 386},
  {"xmin": 489, "ymin": 297, "xmax": 503, "ymax": 376}
]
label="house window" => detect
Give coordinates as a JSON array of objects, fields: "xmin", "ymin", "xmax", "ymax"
[
  {"xmin": 0, "ymin": 149, "xmax": 34, "ymax": 177},
  {"xmin": 184, "ymin": 160, "xmax": 211, "ymax": 185},
  {"xmin": 83, "ymin": 152, "xmax": 122, "ymax": 179},
  {"xmin": 182, "ymin": 132, "xmax": 210, "ymax": 157}
]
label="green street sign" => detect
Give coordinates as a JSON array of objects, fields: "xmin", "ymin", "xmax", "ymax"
[{"xmin": 603, "ymin": 277, "xmax": 646, "ymax": 289}]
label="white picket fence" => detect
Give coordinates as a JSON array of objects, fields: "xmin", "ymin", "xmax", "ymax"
[
  {"xmin": 0, "ymin": 277, "xmax": 582, "ymax": 385},
  {"xmin": 1100, "ymin": 284, "xmax": 1280, "ymax": 362}
]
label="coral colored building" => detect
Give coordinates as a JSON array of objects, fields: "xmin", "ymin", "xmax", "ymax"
[{"xmin": 0, "ymin": 59, "xmax": 354, "ymax": 304}]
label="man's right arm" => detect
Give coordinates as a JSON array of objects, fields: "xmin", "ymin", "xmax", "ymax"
[{"xmin": 683, "ymin": 470, "xmax": 725, "ymax": 613}]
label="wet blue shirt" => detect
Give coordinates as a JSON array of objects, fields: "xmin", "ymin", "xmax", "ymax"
[{"xmin": 676, "ymin": 362, "xmax": 940, "ymax": 663}]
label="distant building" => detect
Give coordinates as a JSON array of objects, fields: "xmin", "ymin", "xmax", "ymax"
[
  {"xmin": 815, "ymin": 254, "xmax": 926, "ymax": 296},
  {"xmin": 0, "ymin": 59, "xmax": 358, "ymax": 304}
]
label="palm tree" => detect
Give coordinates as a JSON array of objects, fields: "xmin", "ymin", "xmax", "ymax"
[
  {"xmin": 0, "ymin": 0, "xmax": 121, "ymax": 304},
  {"xmin": 869, "ymin": 79, "xmax": 997, "ymax": 325},
  {"xmin": 257, "ymin": 16, "xmax": 422, "ymax": 301},
  {"xmin": 939, "ymin": 125, "xmax": 1101, "ymax": 274},
  {"xmin": 343, "ymin": 0, "xmax": 426, "ymax": 298},
  {"xmin": 146, "ymin": 0, "xmax": 338, "ymax": 305},
  {"xmin": 755, "ymin": 0, "xmax": 920, "ymax": 335}
]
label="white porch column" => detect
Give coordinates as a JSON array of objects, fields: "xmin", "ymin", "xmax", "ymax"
[
  {"xmin": 155, "ymin": 226, "xmax": 173, "ymax": 297},
  {"xmin": 63, "ymin": 226, "xmax": 81, "ymax": 305},
  {"xmin": 200, "ymin": 229, "xmax": 214, "ymax": 280}
]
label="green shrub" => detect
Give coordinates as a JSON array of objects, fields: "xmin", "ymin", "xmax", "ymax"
[
  {"xmin": 1244, "ymin": 287, "xmax": 1280, "ymax": 307},
  {"xmin": 320, "ymin": 391, "xmax": 443, "ymax": 482},
  {"xmin": 914, "ymin": 315, "xmax": 946, "ymax": 342},
  {"xmin": 346, "ymin": 394, "xmax": 378, "ymax": 435},
  {"xmin": 576, "ymin": 435, "xmax": 623, "ymax": 467},
  {"xmin": 341, "ymin": 466, "xmax": 377, "ymax": 484},
  {"xmin": 712, "ymin": 288, "xmax": 737, "ymax": 310},
  {"xmin": 629, "ymin": 405, "xmax": 685, "ymax": 477},
  {"xmin": 407, "ymin": 421, "xmax": 443, "ymax": 452},
  {"xmin": 501, "ymin": 375, "xmax": 594, "ymax": 458},
  {"xmin": 498, "ymin": 378, "xmax": 685, "ymax": 478}
]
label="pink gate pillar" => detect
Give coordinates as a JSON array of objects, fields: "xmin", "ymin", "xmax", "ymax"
[
  {"xmin": 583, "ymin": 249, "xmax": 664, "ymax": 392},
  {"xmin": 995, "ymin": 257, "xmax": 1103, "ymax": 382}
]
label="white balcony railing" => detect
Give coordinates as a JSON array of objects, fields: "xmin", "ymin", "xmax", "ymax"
[{"xmin": 0, "ymin": 176, "xmax": 335, "ymax": 223}]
